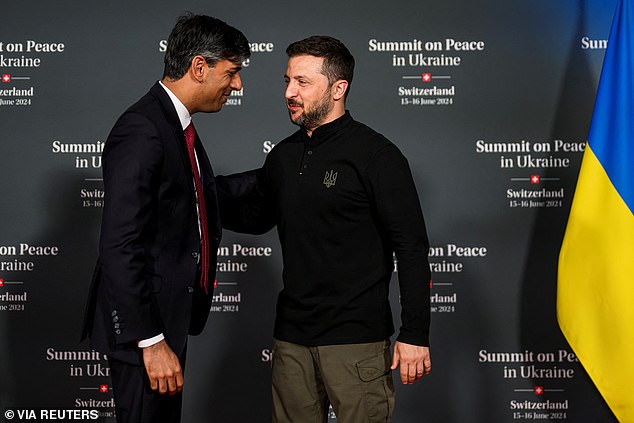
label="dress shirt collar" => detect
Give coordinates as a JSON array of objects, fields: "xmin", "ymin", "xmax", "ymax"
[{"xmin": 159, "ymin": 80, "xmax": 191, "ymax": 131}]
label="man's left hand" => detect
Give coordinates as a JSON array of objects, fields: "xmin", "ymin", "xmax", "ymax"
[{"xmin": 390, "ymin": 341, "xmax": 431, "ymax": 384}]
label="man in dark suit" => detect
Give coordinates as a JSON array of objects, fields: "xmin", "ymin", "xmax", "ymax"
[{"xmin": 81, "ymin": 14, "xmax": 250, "ymax": 423}]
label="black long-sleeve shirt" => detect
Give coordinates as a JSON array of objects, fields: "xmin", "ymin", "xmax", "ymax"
[{"xmin": 225, "ymin": 112, "xmax": 431, "ymax": 346}]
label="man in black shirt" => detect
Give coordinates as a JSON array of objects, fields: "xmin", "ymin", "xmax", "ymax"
[{"xmin": 223, "ymin": 36, "xmax": 431, "ymax": 423}]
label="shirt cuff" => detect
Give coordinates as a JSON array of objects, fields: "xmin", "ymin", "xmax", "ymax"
[{"xmin": 137, "ymin": 333, "xmax": 165, "ymax": 348}]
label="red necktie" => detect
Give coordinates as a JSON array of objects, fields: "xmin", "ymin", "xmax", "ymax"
[{"xmin": 184, "ymin": 122, "xmax": 209, "ymax": 294}]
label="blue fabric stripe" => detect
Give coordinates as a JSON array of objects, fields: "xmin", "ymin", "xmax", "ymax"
[{"xmin": 588, "ymin": 0, "xmax": 634, "ymax": 214}]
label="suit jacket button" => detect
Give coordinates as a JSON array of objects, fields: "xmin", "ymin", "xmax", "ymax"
[
  {"xmin": 115, "ymin": 329, "xmax": 121, "ymax": 335},
  {"xmin": 113, "ymin": 316, "xmax": 119, "ymax": 322},
  {"xmin": 111, "ymin": 310, "xmax": 117, "ymax": 317},
  {"xmin": 187, "ymin": 286, "xmax": 194, "ymax": 294}
]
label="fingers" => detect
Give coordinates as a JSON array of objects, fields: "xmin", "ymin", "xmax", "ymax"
[
  {"xmin": 390, "ymin": 348, "xmax": 400, "ymax": 370},
  {"xmin": 413, "ymin": 356, "xmax": 430, "ymax": 382},
  {"xmin": 415, "ymin": 363, "xmax": 424, "ymax": 381},
  {"xmin": 149, "ymin": 374, "xmax": 159, "ymax": 391},
  {"xmin": 401, "ymin": 363, "xmax": 417, "ymax": 385},
  {"xmin": 166, "ymin": 368, "xmax": 183, "ymax": 395},
  {"xmin": 147, "ymin": 364, "xmax": 182, "ymax": 395},
  {"xmin": 393, "ymin": 342, "xmax": 431, "ymax": 385},
  {"xmin": 423, "ymin": 352, "xmax": 432, "ymax": 376},
  {"xmin": 159, "ymin": 375, "xmax": 169, "ymax": 394},
  {"xmin": 143, "ymin": 341, "xmax": 184, "ymax": 395},
  {"xmin": 152, "ymin": 365, "xmax": 183, "ymax": 395},
  {"xmin": 174, "ymin": 370, "xmax": 185, "ymax": 395},
  {"xmin": 402, "ymin": 361, "xmax": 422, "ymax": 384}
]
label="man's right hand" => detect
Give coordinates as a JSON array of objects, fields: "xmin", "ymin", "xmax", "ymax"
[{"xmin": 142, "ymin": 340, "xmax": 183, "ymax": 395}]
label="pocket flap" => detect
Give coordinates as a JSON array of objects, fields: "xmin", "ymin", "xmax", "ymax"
[{"xmin": 356, "ymin": 350, "xmax": 390, "ymax": 382}]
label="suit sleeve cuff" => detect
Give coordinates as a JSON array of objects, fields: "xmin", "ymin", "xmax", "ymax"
[{"xmin": 137, "ymin": 333, "xmax": 165, "ymax": 348}]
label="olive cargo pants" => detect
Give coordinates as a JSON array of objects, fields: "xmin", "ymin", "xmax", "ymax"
[{"xmin": 272, "ymin": 339, "xmax": 395, "ymax": 423}]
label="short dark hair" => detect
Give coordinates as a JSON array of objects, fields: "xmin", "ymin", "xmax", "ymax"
[
  {"xmin": 286, "ymin": 36, "xmax": 355, "ymax": 98},
  {"xmin": 163, "ymin": 14, "xmax": 251, "ymax": 80}
]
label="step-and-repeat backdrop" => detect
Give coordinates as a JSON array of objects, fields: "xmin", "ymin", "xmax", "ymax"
[{"xmin": 0, "ymin": 0, "xmax": 619, "ymax": 421}]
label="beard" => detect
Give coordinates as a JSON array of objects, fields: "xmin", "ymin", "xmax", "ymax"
[{"xmin": 288, "ymin": 88, "xmax": 333, "ymax": 131}]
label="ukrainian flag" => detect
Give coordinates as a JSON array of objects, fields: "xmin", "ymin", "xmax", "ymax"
[{"xmin": 558, "ymin": 0, "xmax": 634, "ymax": 421}]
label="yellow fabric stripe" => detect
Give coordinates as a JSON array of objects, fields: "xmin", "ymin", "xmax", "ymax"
[{"xmin": 558, "ymin": 145, "xmax": 634, "ymax": 422}]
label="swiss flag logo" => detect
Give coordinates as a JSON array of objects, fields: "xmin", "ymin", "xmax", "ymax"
[
  {"xmin": 1, "ymin": 74, "xmax": 10, "ymax": 83},
  {"xmin": 531, "ymin": 175, "xmax": 541, "ymax": 184},
  {"xmin": 422, "ymin": 73, "xmax": 431, "ymax": 82},
  {"xmin": 0, "ymin": 278, "xmax": 4, "ymax": 287},
  {"xmin": 534, "ymin": 386, "xmax": 544, "ymax": 395},
  {"xmin": 99, "ymin": 384, "xmax": 109, "ymax": 393},
  {"xmin": 214, "ymin": 279, "xmax": 218, "ymax": 289}
]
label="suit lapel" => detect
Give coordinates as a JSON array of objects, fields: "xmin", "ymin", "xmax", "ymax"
[
  {"xmin": 149, "ymin": 82, "xmax": 221, "ymax": 238},
  {"xmin": 150, "ymin": 82, "xmax": 195, "ymax": 185}
]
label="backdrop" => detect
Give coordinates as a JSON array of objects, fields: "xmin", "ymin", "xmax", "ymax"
[{"xmin": 0, "ymin": 1, "xmax": 619, "ymax": 421}]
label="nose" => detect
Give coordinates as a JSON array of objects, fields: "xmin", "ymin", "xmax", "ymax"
[
  {"xmin": 285, "ymin": 82, "xmax": 297, "ymax": 100},
  {"xmin": 231, "ymin": 73, "xmax": 243, "ymax": 91}
]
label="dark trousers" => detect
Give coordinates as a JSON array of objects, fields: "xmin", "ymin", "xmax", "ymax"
[{"xmin": 108, "ymin": 347, "xmax": 187, "ymax": 423}]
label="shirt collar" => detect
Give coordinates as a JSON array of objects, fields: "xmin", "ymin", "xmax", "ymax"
[
  {"xmin": 159, "ymin": 80, "xmax": 191, "ymax": 131},
  {"xmin": 303, "ymin": 111, "xmax": 353, "ymax": 143}
]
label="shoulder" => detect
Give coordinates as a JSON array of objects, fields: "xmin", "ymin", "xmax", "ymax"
[
  {"xmin": 265, "ymin": 130, "xmax": 302, "ymax": 161},
  {"xmin": 104, "ymin": 93, "xmax": 169, "ymax": 156},
  {"xmin": 343, "ymin": 118, "xmax": 405, "ymax": 166},
  {"xmin": 108, "ymin": 88, "xmax": 176, "ymax": 142},
  {"xmin": 346, "ymin": 117, "xmax": 394, "ymax": 150},
  {"xmin": 120, "ymin": 90, "xmax": 164, "ymax": 127}
]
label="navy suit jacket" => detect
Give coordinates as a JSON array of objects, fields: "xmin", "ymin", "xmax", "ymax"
[{"xmin": 82, "ymin": 82, "xmax": 232, "ymax": 365}]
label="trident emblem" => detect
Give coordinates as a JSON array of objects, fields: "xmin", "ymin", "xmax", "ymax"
[{"xmin": 323, "ymin": 170, "xmax": 338, "ymax": 188}]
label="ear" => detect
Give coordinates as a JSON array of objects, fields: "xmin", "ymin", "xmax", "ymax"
[
  {"xmin": 331, "ymin": 80, "xmax": 348, "ymax": 101},
  {"xmin": 190, "ymin": 55, "xmax": 207, "ymax": 82}
]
